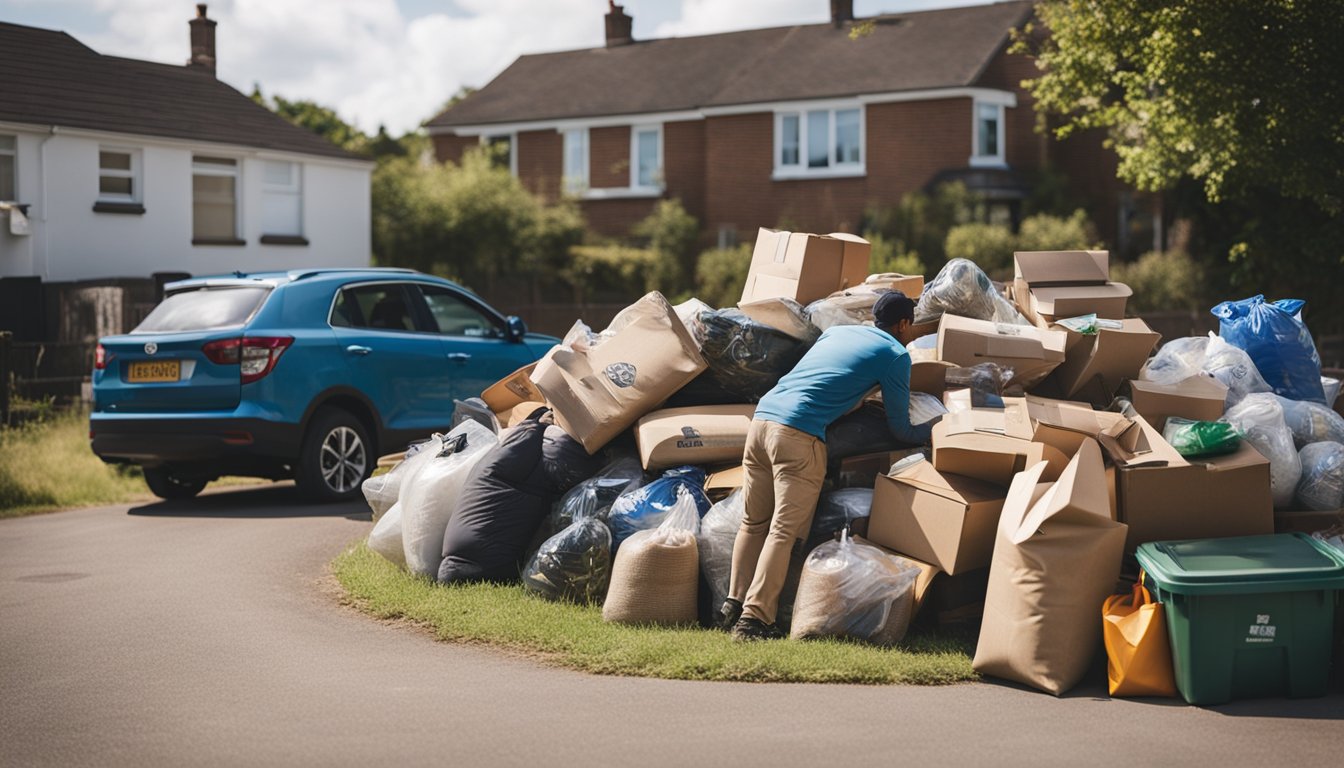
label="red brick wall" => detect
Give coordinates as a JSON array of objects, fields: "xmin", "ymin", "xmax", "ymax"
[
  {"xmin": 431, "ymin": 134, "xmax": 476, "ymax": 165},
  {"xmin": 517, "ymin": 129, "xmax": 562, "ymax": 201},
  {"xmin": 977, "ymin": 46, "xmax": 1047, "ymax": 171},
  {"xmin": 664, "ymin": 120, "xmax": 706, "ymax": 224},
  {"xmin": 866, "ymin": 99, "xmax": 972, "ymax": 208},
  {"xmin": 588, "ymin": 126, "xmax": 630, "ymax": 189}
]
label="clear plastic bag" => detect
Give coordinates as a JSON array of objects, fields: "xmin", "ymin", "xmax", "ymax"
[
  {"xmin": 909, "ymin": 392, "xmax": 949, "ymax": 425},
  {"xmin": 1296, "ymin": 442, "xmax": 1344, "ymax": 512},
  {"xmin": 806, "ymin": 488, "xmax": 874, "ymax": 550},
  {"xmin": 914, "ymin": 258, "xmax": 1025, "ymax": 326},
  {"xmin": 673, "ymin": 298, "xmax": 713, "ymax": 339},
  {"xmin": 1276, "ymin": 395, "xmax": 1344, "ymax": 448},
  {"xmin": 1212, "ymin": 295, "xmax": 1326, "ymax": 403},
  {"xmin": 607, "ymin": 465, "xmax": 710, "ymax": 550},
  {"xmin": 1142, "ymin": 336, "xmax": 1210, "ymax": 386},
  {"xmin": 398, "ymin": 420, "xmax": 498, "ymax": 577},
  {"xmin": 692, "ymin": 308, "xmax": 810, "ymax": 401},
  {"xmin": 789, "ymin": 531, "xmax": 921, "ymax": 646},
  {"xmin": 805, "ymin": 290, "xmax": 880, "ymax": 331},
  {"xmin": 945, "ymin": 362, "xmax": 1021, "ymax": 407},
  {"xmin": 697, "ymin": 489, "xmax": 746, "ymax": 614},
  {"xmin": 451, "ymin": 397, "xmax": 501, "ymax": 433},
  {"xmin": 1322, "ymin": 376, "xmax": 1342, "ymax": 407},
  {"xmin": 522, "ymin": 488, "xmax": 612, "ymax": 604},
  {"xmin": 1204, "ymin": 334, "xmax": 1272, "ymax": 408},
  {"xmin": 1314, "ymin": 525, "xmax": 1344, "ymax": 555},
  {"xmin": 603, "ymin": 487, "xmax": 701, "ymax": 625},
  {"xmin": 1223, "ymin": 393, "xmax": 1302, "ymax": 508},
  {"xmin": 549, "ymin": 456, "xmax": 645, "ymax": 533},
  {"xmin": 1161, "ymin": 418, "xmax": 1241, "ymax": 457},
  {"xmin": 367, "ymin": 501, "xmax": 407, "ymax": 567},
  {"xmin": 360, "ymin": 433, "xmax": 441, "ymax": 519}
]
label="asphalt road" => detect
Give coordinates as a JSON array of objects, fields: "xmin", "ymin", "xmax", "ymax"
[{"xmin": 2, "ymin": 485, "xmax": 1341, "ymax": 767}]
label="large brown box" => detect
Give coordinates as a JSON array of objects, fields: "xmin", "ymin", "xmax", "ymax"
[
  {"xmin": 1012, "ymin": 250, "xmax": 1132, "ymax": 326},
  {"xmin": 1047, "ymin": 318, "xmax": 1160, "ymax": 405},
  {"xmin": 636, "ymin": 404, "xmax": 755, "ymax": 470},
  {"xmin": 869, "ymin": 460, "xmax": 1007, "ymax": 575},
  {"xmin": 1126, "ymin": 375, "xmax": 1228, "ymax": 432},
  {"xmin": 936, "ymin": 313, "xmax": 1067, "ymax": 389},
  {"xmin": 531, "ymin": 292, "xmax": 706, "ymax": 454},
  {"xmin": 740, "ymin": 228, "xmax": 870, "ymax": 306},
  {"xmin": 930, "ymin": 402, "xmax": 1066, "ymax": 488}
]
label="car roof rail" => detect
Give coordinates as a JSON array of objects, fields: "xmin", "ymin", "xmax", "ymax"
[{"xmin": 287, "ymin": 267, "xmax": 419, "ymax": 281}]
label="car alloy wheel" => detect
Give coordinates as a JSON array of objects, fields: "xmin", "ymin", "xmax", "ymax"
[{"xmin": 319, "ymin": 425, "xmax": 367, "ymax": 494}]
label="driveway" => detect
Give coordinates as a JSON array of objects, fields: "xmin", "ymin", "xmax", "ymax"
[{"xmin": 1, "ymin": 486, "xmax": 1340, "ymax": 766}]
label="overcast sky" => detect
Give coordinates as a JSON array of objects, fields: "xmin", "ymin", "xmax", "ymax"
[{"xmin": 0, "ymin": 0, "xmax": 993, "ymax": 135}]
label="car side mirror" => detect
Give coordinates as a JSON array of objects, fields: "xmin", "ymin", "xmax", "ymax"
[{"xmin": 505, "ymin": 315, "xmax": 527, "ymax": 342}]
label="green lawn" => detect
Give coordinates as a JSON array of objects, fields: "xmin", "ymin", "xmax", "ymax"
[{"xmin": 333, "ymin": 542, "xmax": 978, "ymax": 684}]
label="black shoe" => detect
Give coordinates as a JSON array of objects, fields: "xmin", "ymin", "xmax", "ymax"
[
  {"xmin": 731, "ymin": 617, "xmax": 784, "ymax": 642},
  {"xmin": 717, "ymin": 598, "xmax": 743, "ymax": 631}
]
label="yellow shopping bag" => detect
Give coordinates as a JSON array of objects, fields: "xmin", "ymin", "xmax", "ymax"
[{"xmin": 1102, "ymin": 580, "xmax": 1178, "ymax": 697}]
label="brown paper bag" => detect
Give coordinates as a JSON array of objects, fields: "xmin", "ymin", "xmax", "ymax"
[
  {"xmin": 531, "ymin": 292, "xmax": 706, "ymax": 454},
  {"xmin": 972, "ymin": 438, "xmax": 1128, "ymax": 695}
]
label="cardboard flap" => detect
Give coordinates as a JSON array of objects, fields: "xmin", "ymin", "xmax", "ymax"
[
  {"xmin": 998, "ymin": 461, "xmax": 1052, "ymax": 536},
  {"xmin": 736, "ymin": 297, "xmax": 815, "ymax": 341},
  {"xmin": 1014, "ymin": 250, "xmax": 1111, "ymax": 285},
  {"xmin": 1050, "ymin": 319, "xmax": 1160, "ymax": 400},
  {"xmin": 707, "ymin": 465, "xmax": 745, "ymax": 490},
  {"xmin": 892, "ymin": 460, "xmax": 1004, "ymax": 504},
  {"xmin": 1099, "ymin": 411, "xmax": 1184, "ymax": 468},
  {"xmin": 911, "ymin": 360, "xmax": 955, "ymax": 395},
  {"xmin": 1014, "ymin": 438, "xmax": 1111, "ymax": 542},
  {"xmin": 1030, "ymin": 283, "xmax": 1134, "ymax": 316}
]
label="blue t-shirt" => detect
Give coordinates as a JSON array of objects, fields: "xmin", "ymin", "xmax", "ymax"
[{"xmin": 753, "ymin": 324, "xmax": 931, "ymax": 445}]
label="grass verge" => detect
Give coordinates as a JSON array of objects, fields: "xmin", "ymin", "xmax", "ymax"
[{"xmin": 333, "ymin": 541, "xmax": 978, "ymax": 684}]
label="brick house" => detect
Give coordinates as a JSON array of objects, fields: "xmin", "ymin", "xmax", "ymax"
[{"xmin": 428, "ymin": 1, "xmax": 1139, "ymax": 252}]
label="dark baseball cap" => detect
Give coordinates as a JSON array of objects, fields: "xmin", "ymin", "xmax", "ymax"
[{"xmin": 872, "ymin": 290, "xmax": 916, "ymax": 328}]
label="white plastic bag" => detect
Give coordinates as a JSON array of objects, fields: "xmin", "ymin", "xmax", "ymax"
[
  {"xmin": 398, "ymin": 420, "xmax": 498, "ymax": 577},
  {"xmin": 1142, "ymin": 336, "xmax": 1209, "ymax": 385},
  {"xmin": 1322, "ymin": 376, "xmax": 1342, "ymax": 407},
  {"xmin": 697, "ymin": 489, "xmax": 746, "ymax": 614},
  {"xmin": 360, "ymin": 435, "xmax": 441, "ymax": 519},
  {"xmin": 1204, "ymin": 334, "xmax": 1272, "ymax": 408},
  {"xmin": 1224, "ymin": 393, "xmax": 1301, "ymax": 508},
  {"xmin": 1276, "ymin": 395, "xmax": 1344, "ymax": 447},
  {"xmin": 789, "ymin": 531, "xmax": 920, "ymax": 646},
  {"xmin": 909, "ymin": 392, "xmax": 949, "ymax": 425},
  {"xmin": 1296, "ymin": 442, "xmax": 1344, "ymax": 512},
  {"xmin": 603, "ymin": 486, "xmax": 701, "ymax": 625},
  {"xmin": 367, "ymin": 501, "xmax": 406, "ymax": 566}
]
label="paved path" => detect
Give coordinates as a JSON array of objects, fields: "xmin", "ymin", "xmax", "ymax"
[{"xmin": 2, "ymin": 486, "xmax": 1341, "ymax": 766}]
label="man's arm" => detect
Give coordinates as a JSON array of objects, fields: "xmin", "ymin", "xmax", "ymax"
[{"xmin": 881, "ymin": 353, "xmax": 934, "ymax": 445}]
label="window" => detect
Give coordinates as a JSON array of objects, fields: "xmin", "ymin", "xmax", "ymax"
[
  {"xmin": 562, "ymin": 128, "xmax": 588, "ymax": 193},
  {"xmin": 631, "ymin": 125, "xmax": 662, "ymax": 191},
  {"xmin": 775, "ymin": 106, "xmax": 863, "ymax": 177},
  {"xmin": 192, "ymin": 156, "xmax": 240, "ymax": 243},
  {"xmin": 261, "ymin": 160, "xmax": 302, "ymax": 237},
  {"xmin": 0, "ymin": 135, "xmax": 15, "ymax": 201},
  {"xmin": 483, "ymin": 134, "xmax": 515, "ymax": 175},
  {"xmin": 98, "ymin": 149, "xmax": 139, "ymax": 202},
  {"xmin": 133, "ymin": 287, "xmax": 271, "ymax": 333},
  {"xmin": 330, "ymin": 284, "xmax": 416, "ymax": 332},
  {"xmin": 417, "ymin": 286, "xmax": 503, "ymax": 338},
  {"xmin": 972, "ymin": 101, "xmax": 1005, "ymax": 166}
]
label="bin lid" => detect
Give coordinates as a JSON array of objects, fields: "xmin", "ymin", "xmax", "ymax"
[{"xmin": 1136, "ymin": 533, "xmax": 1344, "ymax": 596}]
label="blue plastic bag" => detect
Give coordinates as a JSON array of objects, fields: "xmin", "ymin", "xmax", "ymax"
[
  {"xmin": 1211, "ymin": 295, "xmax": 1325, "ymax": 404},
  {"xmin": 607, "ymin": 465, "xmax": 711, "ymax": 550}
]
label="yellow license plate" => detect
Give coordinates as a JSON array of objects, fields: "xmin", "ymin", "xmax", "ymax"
[{"xmin": 127, "ymin": 360, "xmax": 181, "ymax": 383}]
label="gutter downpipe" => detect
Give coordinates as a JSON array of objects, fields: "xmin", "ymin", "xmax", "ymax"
[{"xmin": 36, "ymin": 125, "xmax": 57, "ymax": 280}]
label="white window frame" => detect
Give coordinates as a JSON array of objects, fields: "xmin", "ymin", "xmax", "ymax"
[
  {"xmin": 970, "ymin": 99, "xmax": 1008, "ymax": 168},
  {"xmin": 629, "ymin": 123, "xmax": 664, "ymax": 193},
  {"xmin": 261, "ymin": 159, "xmax": 303, "ymax": 237},
  {"xmin": 479, "ymin": 132, "xmax": 517, "ymax": 177},
  {"xmin": 0, "ymin": 134, "xmax": 15, "ymax": 202},
  {"xmin": 191, "ymin": 155, "xmax": 242, "ymax": 242},
  {"xmin": 97, "ymin": 146, "xmax": 140, "ymax": 203},
  {"xmin": 772, "ymin": 102, "xmax": 865, "ymax": 180},
  {"xmin": 561, "ymin": 127, "xmax": 589, "ymax": 195}
]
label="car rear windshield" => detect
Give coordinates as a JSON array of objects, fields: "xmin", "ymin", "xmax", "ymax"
[{"xmin": 133, "ymin": 287, "xmax": 271, "ymax": 333}]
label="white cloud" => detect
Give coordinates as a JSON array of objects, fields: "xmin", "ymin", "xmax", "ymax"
[{"xmin": 652, "ymin": 0, "xmax": 823, "ymax": 38}]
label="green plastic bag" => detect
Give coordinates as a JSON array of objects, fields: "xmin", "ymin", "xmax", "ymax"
[{"xmin": 1161, "ymin": 418, "xmax": 1241, "ymax": 457}]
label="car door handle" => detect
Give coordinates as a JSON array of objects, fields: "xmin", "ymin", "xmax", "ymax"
[
  {"xmin": 446, "ymin": 353, "xmax": 471, "ymax": 363},
  {"xmin": 346, "ymin": 345, "xmax": 372, "ymax": 356}
]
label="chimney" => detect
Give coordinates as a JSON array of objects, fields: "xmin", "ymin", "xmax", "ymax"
[
  {"xmin": 830, "ymin": 0, "xmax": 854, "ymax": 28},
  {"xmin": 187, "ymin": 4, "xmax": 217, "ymax": 75},
  {"xmin": 604, "ymin": 1, "xmax": 633, "ymax": 47}
]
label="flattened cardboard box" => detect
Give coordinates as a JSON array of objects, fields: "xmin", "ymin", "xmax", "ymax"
[
  {"xmin": 636, "ymin": 404, "xmax": 755, "ymax": 470},
  {"xmin": 1012, "ymin": 250, "xmax": 1132, "ymax": 325},
  {"xmin": 936, "ymin": 313, "xmax": 1067, "ymax": 389},
  {"xmin": 862, "ymin": 272, "xmax": 925, "ymax": 299},
  {"xmin": 869, "ymin": 459, "xmax": 1007, "ymax": 575},
  {"xmin": 1126, "ymin": 375, "xmax": 1227, "ymax": 432},
  {"xmin": 735, "ymin": 297, "xmax": 816, "ymax": 341},
  {"xmin": 740, "ymin": 228, "xmax": 870, "ymax": 306},
  {"xmin": 481, "ymin": 362, "xmax": 543, "ymax": 414},
  {"xmin": 1047, "ymin": 318, "xmax": 1160, "ymax": 405}
]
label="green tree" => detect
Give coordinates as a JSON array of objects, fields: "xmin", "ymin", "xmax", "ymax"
[
  {"xmin": 694, "ymin": 245, "xmax": 753, "ymax": 309},
  {"xmin": 632, "ymin": 199, "xmax": 700, "ymax": 289},
  {"xmin": 252, "ymin": 86, "xmax": 370, "ymax": 154}
]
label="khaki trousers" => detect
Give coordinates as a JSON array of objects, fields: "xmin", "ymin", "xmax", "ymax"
[{"xmin": 728, "ymin": 419, "xmax": 827, "ymax": 625}]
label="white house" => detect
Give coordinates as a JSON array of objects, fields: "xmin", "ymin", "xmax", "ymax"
[{"xmin": 0, "ymin": 6, "xmax": 372, "ymax": 283}]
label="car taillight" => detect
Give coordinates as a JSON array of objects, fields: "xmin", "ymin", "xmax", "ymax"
[
  {"xmin": 201, "ymin": 337, "xmax": 293, "ymax": 384},
  {"xmin": 94, "ymin": 344, "xmax": 107, "ymax": 370}
]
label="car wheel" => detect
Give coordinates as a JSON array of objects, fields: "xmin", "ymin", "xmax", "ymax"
[
  {"xmin": 143, "ymin": 468, "xmax": 208, "ymax": 500},
  {"xmin": 296, "ymin": 408, "xmax": 372, "ymax": 502}
]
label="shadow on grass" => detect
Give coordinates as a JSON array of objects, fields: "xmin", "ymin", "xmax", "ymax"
[{"xmin": 128, "ymin": 483, "xmax": 371, "ymax": 521}]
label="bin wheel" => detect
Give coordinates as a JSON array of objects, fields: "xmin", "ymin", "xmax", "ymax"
[{"xmin": 143, "ymin": 468, "xmax": 207, "ymax": 500}]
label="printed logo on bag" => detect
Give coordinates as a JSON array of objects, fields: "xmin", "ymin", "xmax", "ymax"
[
  {"xmin": 1246, "ymin": 613, "xmax": 1277, "ymax": 643},
  {"xmin": 144, "ymin": 342, "xmax": 158, "ymax": 355},
  {"xmin": 677, "ymin": 426, "xmax": 704, "ymax": 449},
  {"xmin": 605, "ymin": 362, "xmax": 637, "ymax": 388}
]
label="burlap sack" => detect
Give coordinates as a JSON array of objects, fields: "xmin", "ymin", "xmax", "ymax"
[{"xmin": 602, "ymin": 528, "xmax": 699, "ymax": 626}]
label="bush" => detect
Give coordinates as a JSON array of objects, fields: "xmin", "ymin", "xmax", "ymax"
[
  {"xmin": 943, "ymin": 223, "xmax": 1017, "ymax": 277},
  {"xmin": 694, "ymin": 244, "xmax": 753, "ymax": 309},
  {"xmin": 1016, "ymin": 209, "xmax": 1099, "ymax": 252},
  {"xmin": 632, "ymin": 200, "xmax": 700, "ymax": 287},
  {"xmin": 1110, "ymin": 250, "xmax": 1207, "ymax": 312},
  {"xmin": 862, "ymin": 182, "xmax": 979, "ymax": 267},
  {"xmin": 865, "ymin": 232, "xmax": 926, "ymax": 277},
  {"xmin": 563, "ymin": 245, "xmax": 682, "ymax": 303}
]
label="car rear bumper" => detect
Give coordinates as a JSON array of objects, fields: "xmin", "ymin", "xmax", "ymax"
[{"xmin": 90, "ymin": 415, "xmax": 300, "ymax": 471}]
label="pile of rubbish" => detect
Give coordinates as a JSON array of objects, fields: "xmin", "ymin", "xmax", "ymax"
[{"xmin": 363, "ymin": 228, "xmax": 1344, "ymax": 705}]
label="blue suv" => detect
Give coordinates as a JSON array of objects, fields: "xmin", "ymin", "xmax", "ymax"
[{"xmin": 91, "ymin": 268, "xmax": 557, "ymax": 501}]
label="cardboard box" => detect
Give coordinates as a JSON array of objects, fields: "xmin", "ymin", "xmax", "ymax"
[
  {"xmin": 1012, "ymin": 250, "xmax": 1132, "ymax": 325},
  {"xmin": 869, "ymin": 460, "xmax": 1007, "ymax": 575},
  {"xmin": 706, "ymin": 464, "xmax": 744, "ymax": 492},
  {"xmin": 736, "ymin": 297, "xmax": 815, "ymax": 341},
  {"xmin": 931, "ymin": 405, "xmax": 1049, "ymax": 487},
  {"xmin": 1047, "ymin": 318, "xmax": 1160, "ymax": 405},
  {"xmin": 1126, "ymin": 375, "xmax": 1228, "ymax": 432},
  {"xmin": 854, "ymin": 538, "xmax": 941, "ymax": 618},
  {"xmin": 862, "ymin": 272, "xmax": 925, "ymax": 299},
  {"xmin": 636, "ymin": 404, "xmax": 755, "ymax": 470},
  {"xmin": 531, "ymin": 292, "xmax": 707, "ymax": 454},
  {"xmin": 740, "ymin": 228, "xmax": 869, "ymax": 306},
  {"xmin": 481, "ymin": 362, "xmax": 543, "ymax": 413},
  {"xmin": 1106, "ymin": 412, "xmax": 1274, "ymax": 551},
  {"xmin": 910, "ymin": 360, "xmax": 955, "ymax": 396},
  {"xmin": 936, "ymin": 313, "xmax": 1067, "ymax": 389}
]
